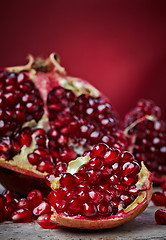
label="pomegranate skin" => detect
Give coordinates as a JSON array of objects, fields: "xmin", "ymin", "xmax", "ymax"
[{"xmin": 0, "ymin": 54, "xmax": 127, "ymax": 195}]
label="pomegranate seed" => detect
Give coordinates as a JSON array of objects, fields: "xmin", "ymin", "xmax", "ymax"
[
  {"xmin": 48, "ymin": 190, "xmax": 65, "ymax": 207},
  {"xmin": 28, "ymin": 152, "xmax": 41, "ymax": 165},
  {"xmin": 155, "ymin": 209, "xmax": 166, "ymax": 225},
  {"xmin": 37, "ymin": 161, "xmax": 54, "ymax": 173},
  {"xmin": 82, "ymin": 203, "xmax": 97, "ymax": 218},
  {"xmin": 27, "ymin": 189, "xmax": 42, "ymax": 209},
  {"xmin": 37, "ymin": 214, "xmax": 57, "ymax": 229},
  {"xmin": 33, "ymin": 201, "xmax": 51, "ymax": 217},
  {"xmin": 0, "ymin": 194, "xmax": 6, "ymax": 209},
  {"xmin": 60, "ymin": 173, "xmax": 75, "ymax": 190},
  {"xmin": 67, "ymin": 197, "xmax": 82, "ymax": 215},
  {"xmin": 3, "ymin": 202, "xmax": 16, "ymax": 220},
  {"xmin": 11, "ymin": 208, "xmax": 32, "ymax": 223},
  {"xmin": 97, "ymin": 202, "xmax": 112, "ymax": 216},
  {"xmin": 88, "ymin": 190, "xmax": 103, "ymax": 204},
  {"xmin": 151, "ymin": 192, "xmax": 166, "ymax": 206},
  {"xmin": 17, "ymin": 198, "xmax": 30, "ymax": 209},
  {"xmin": 2, "ymin": 189, "xmax": 15, "ymax": 203},
  {"xmin": 54, "ymin": 200, "xmax": 66, "ymax": 213}
]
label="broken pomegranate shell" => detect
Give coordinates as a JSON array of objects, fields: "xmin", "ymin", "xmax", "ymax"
[
  {"xmin": 0, "ymin": 54, "xmax": 127, "ymax": 195},
  {"xmin": 124, "ymin": 99, "xmax": 166, "ymax": 183},
  {"xmin": 48, "ymin": 143, "xmax": 152, "ymax": 229}
]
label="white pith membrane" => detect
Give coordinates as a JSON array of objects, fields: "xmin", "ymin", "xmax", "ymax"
[
  {"xmin": 0, "ymin": 54, "xmax": 102, "ymax": 177},
  {"xmin": 50, "ymin": 155, "xmax": 152, "ymax": 229},
  {"xmin": 124, "ymin": 114, "xmax": 166, "ymax": 183}
]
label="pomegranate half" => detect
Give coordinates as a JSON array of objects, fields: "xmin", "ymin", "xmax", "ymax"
[
  {"xmin": 0, "ymin": 54, "xmax": 126, "ymax": 194},
  {"xmin": 48, "ymin": 143, "xmax": 152, "ymax": 229}
]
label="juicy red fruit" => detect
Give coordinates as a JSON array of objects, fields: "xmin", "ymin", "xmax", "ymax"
[
  {"xmin": 124, "ymin": 99, "xmax": 166, "ymax": 182},
  {"xmin": 48, "ymin": 143, "xmax": 141, "ymax": 218}
]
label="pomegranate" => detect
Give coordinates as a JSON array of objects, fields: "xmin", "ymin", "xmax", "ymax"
[
  {"xmin": 0, "ymin": 53, "xmax": 127, "ymax": 194},
  {"xmin": 124, "ymin": 99, "xmax": 166, "ymax": 183},
  {"xmin": 47, "ymin": 143, "xmax": 152, "ymax": 229}
]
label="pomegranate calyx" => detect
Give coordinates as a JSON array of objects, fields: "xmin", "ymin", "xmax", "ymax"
[
  {"xmin": 32, "ymin": 53, "xmax": 66, "ymax": 75},
  {"xmin": 7, "ymin": 53, "xmax": 66, "ymax": 75},
  {"xmin": 6, "ymin": 55, "xmax": 34, "ymax": 73}
]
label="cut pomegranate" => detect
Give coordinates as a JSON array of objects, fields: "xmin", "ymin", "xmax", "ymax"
[
  {"xmin": 124, "ymin": 99, "xmax": 166, "ymax": 183},
  {"xmin": 0, "ymin": 53, "xmax": 127, "ymax": 195},
  {"xmin": 48, "ymin": 143, "xmax": 152, "ymax": 229},
  {"xmin": 155, "ymin": 209, "xmax": 166, "ymax": 225},
  {"xmin": 37, "ymin": 214, "xmax": 57, "ymax": 229}
]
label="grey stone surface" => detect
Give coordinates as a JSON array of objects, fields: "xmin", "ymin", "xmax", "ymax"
[{"xmin": 0, "ymin": 185, "xmax": 165, "ymax": 240}]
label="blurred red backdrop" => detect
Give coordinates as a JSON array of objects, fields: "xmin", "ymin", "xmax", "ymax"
[{"xmin": 0, "ymin": 0, "xmax": 166, "ymax": 120}]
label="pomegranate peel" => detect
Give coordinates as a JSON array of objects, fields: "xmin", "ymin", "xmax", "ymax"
[{"xmin": 49, "ymin": 144, "xmax": 152, "ymax": 229}]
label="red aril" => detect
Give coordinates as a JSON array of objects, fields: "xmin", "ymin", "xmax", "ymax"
[
  {"xmin": 33, "ymin": 201, "xmax": 51, "ymax": 218},
  {"xmin": 11, "ymin": 208, "xmax": 32, "ymax": 223},
  {"xmin": 37, "ymin": 214, "xmax": 57, "ymax": 229},
  {"xmin": 27, "ymin": 189, "xmax": 42, "ymax": 209},
  {"xmin": 155, "ymin": 209, "xmax": 166, "ymax": 225}
]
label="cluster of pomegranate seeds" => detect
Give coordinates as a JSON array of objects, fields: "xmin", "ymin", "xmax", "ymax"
[
  {"xmin": 46, "ymin": 87, "xmax": 127, "ymax": 171},
  {"xmin": 124, "ymin": 99, "xmax": 166, "ymax": 180},
  {"xmin": 0, "ymin": 188, "xmax": 57, "ymax": 228},
  {"xmin": 0, "ymin": 71, "xmax": 44, "ymax": 136},
  {"xmin": 47, "ymin": 143, "xmax": 141, "ymax": 218},
  {"xmin": 0, "ymin": 70, "xmax": 127, "ymax": 176},
  {"xmin": 0, "ymin": 70, "xmax": 44, "ymax": 160}
]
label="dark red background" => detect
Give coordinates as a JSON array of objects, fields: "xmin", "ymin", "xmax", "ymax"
[{"xmin": 0, "ymin": 0, "xmax": 166, "ymax": 120}]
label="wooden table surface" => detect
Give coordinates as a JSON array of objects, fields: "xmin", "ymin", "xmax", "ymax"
[{"xmin": 0, "ymin": 185, "xmax": 165, "ymax": 240}]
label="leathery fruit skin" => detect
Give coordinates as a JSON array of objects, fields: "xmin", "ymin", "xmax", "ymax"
[
  {"xmin": 47, "ymin": 143, "xmax": 152, "ymax": 229},
  {"xmin": 0, "ymin": 53, "xmax": 127, "ymax": 195}
]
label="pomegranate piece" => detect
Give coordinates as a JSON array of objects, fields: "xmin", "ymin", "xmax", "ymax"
[
  {"xmin": 155, "ymin": 209, "xmax": 166, "ymax": 225},
  {"xmin": 0, "ymin": 54, "xmax": 127, "ymax": 195},
  {"xmin": 37, "ymin": 214, "xmax": 57, "ymax": 229},
  {"xmin": 151, "ymin": 192, "xmax": 166, "ymax": 207},
  {"xmin": 11, "ymin": 208, "xmax": 32, "ymax": 223},
  {"xmin": 124, "ymin": 99, "xmax": 166, "ymax": 183},
  {"xmin": 48, "ymin": 143, "xmax": 152, "ymax": 229}
]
